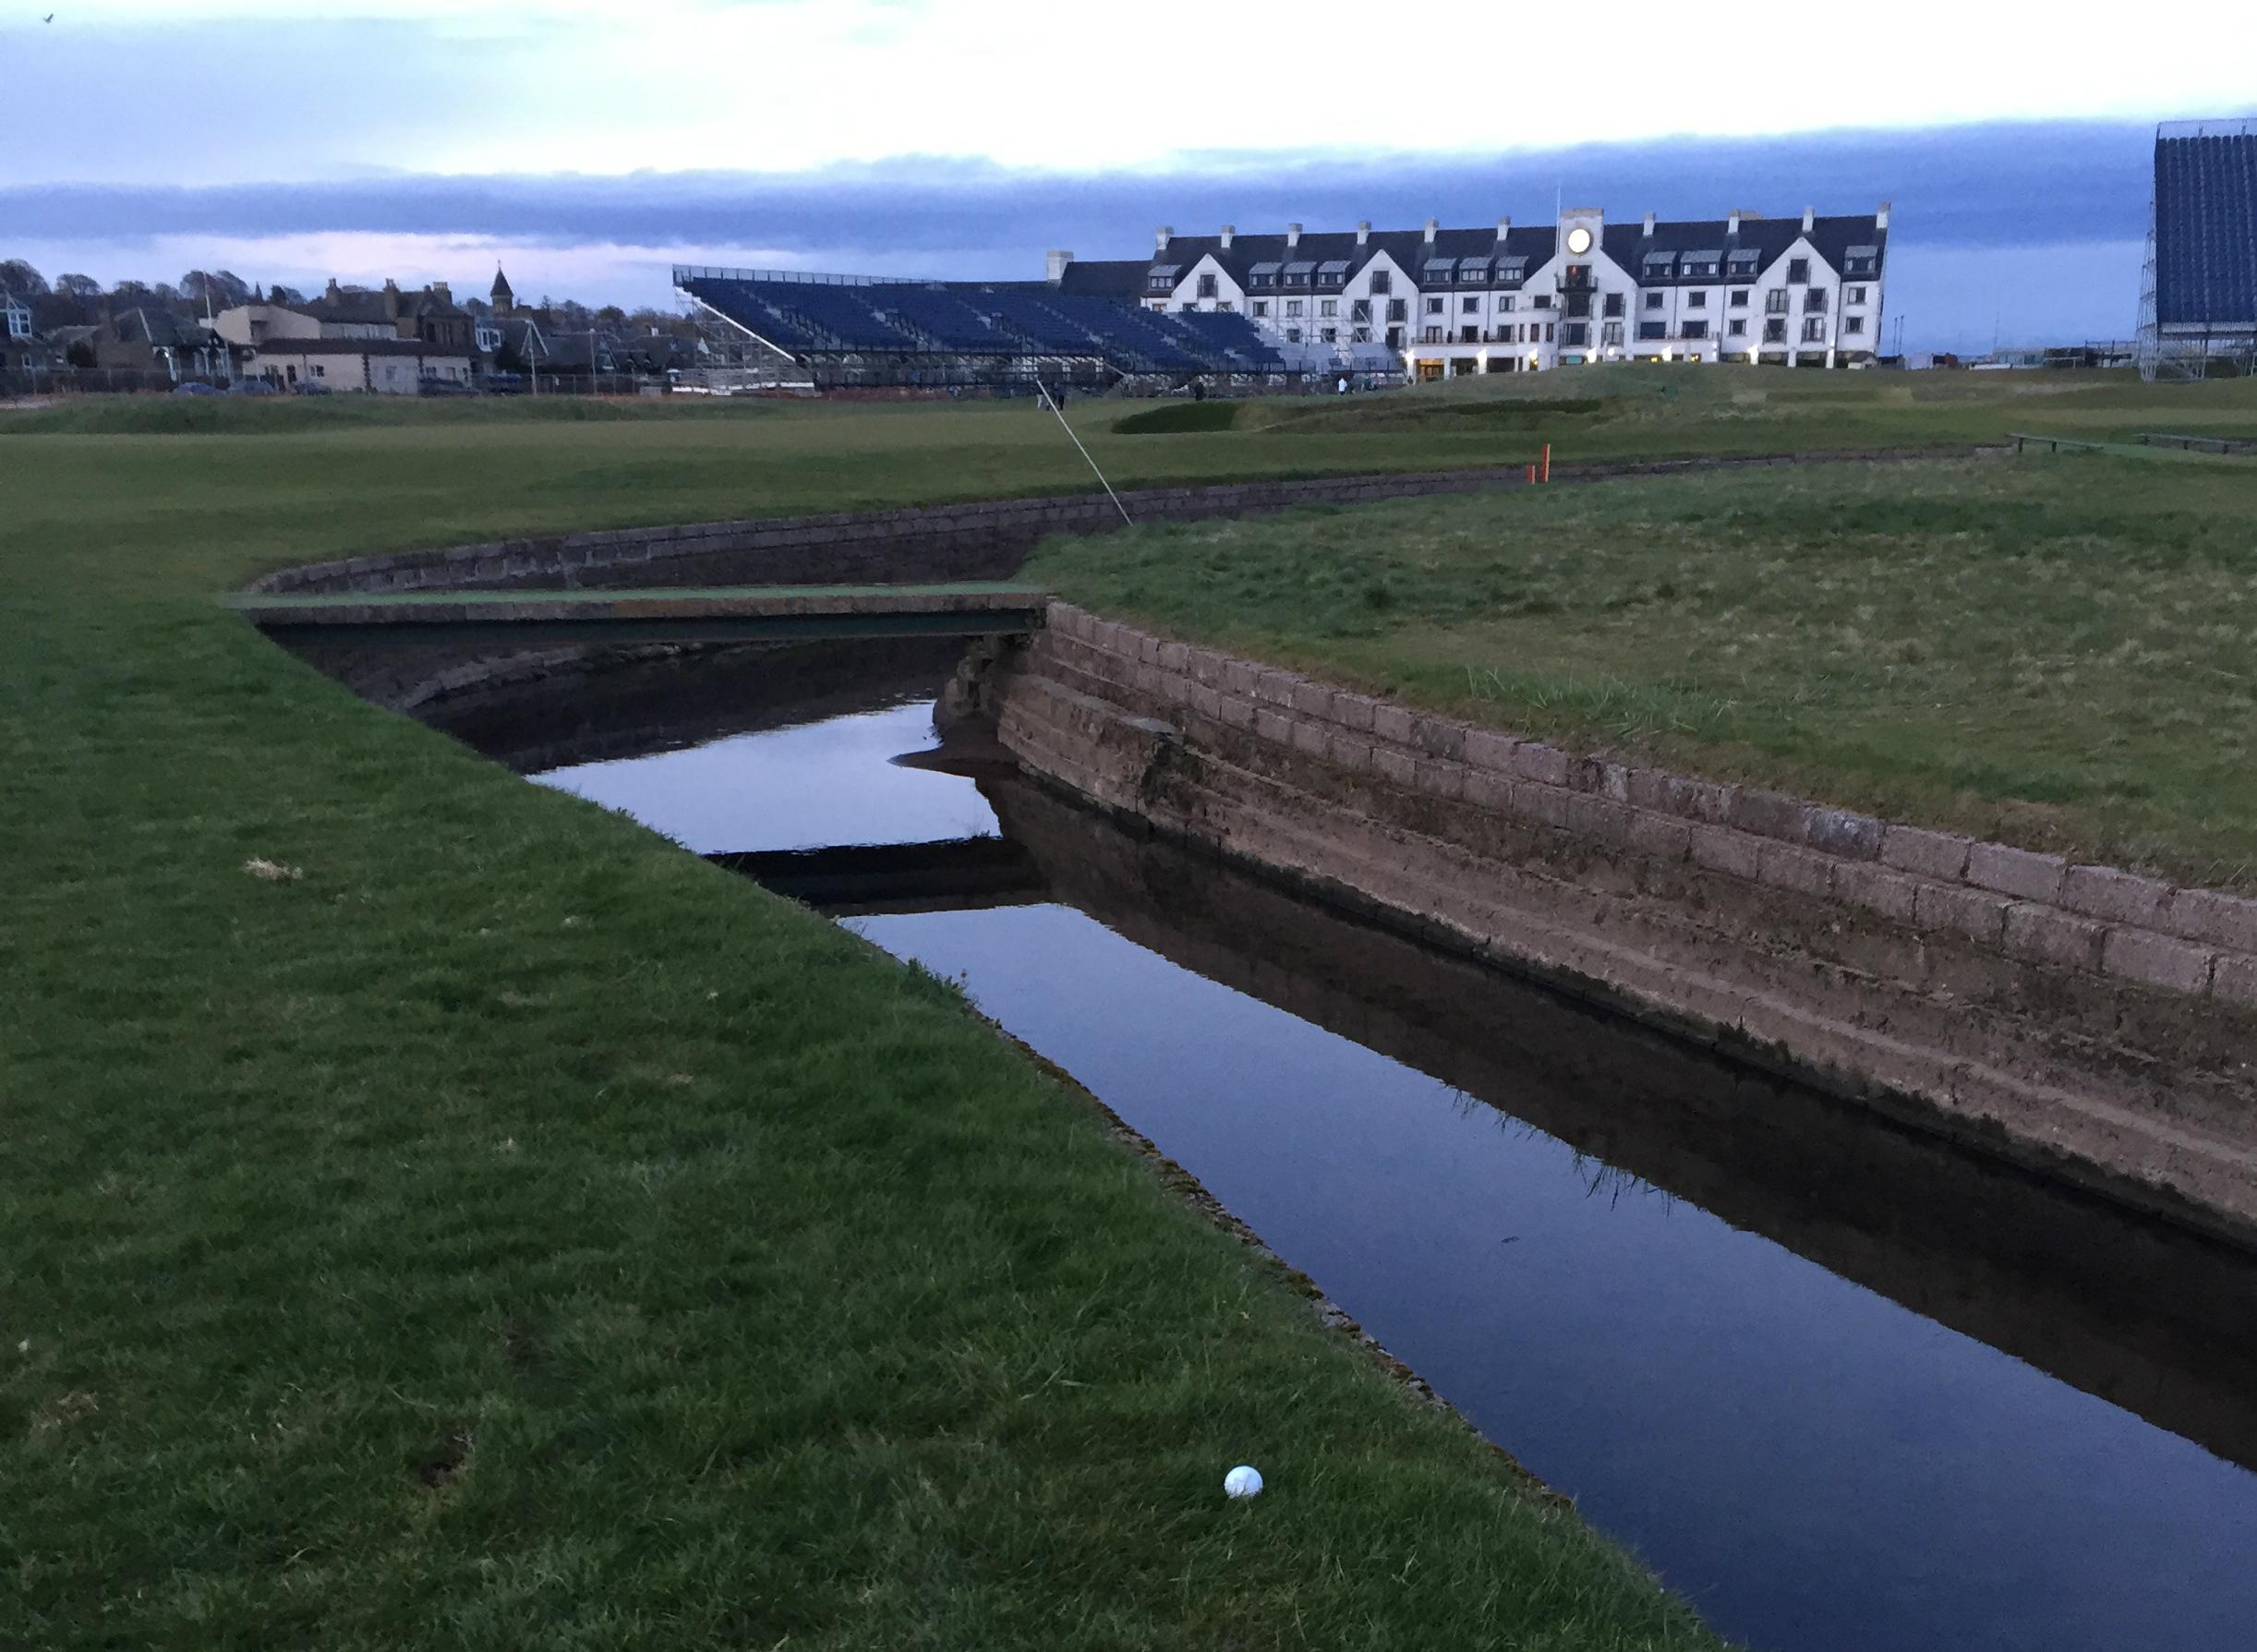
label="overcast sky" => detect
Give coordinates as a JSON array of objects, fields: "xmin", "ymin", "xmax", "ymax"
[{"xmin": 6, "ymin": 0, "xmax": 2255, "ymax": 349}]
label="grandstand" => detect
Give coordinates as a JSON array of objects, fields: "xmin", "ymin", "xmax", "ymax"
[
  {"xmin": 2138, "ymin": 120, "xmax": 2257, "ymax": 380},
  {"xmin": 673, "ymin": 267, "xmax": 1295, "ymax": 392}
]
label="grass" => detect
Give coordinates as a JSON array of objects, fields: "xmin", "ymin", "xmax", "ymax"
[
  {"xmin": 6, "ymin": 370, "xmax": 2251, "ymax": 1645},
  {"xmin": 1023, "ymin": 451, "xmax": 2257, "ymax": 890},
  {"xmin": 2, "ymin": 394, "xmax": 1734, "ymax": 1649}
]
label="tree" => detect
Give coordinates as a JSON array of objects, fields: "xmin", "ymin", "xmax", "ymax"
[
  {"xmin": 0, "ymin": 259, "xmax": 49, "ymax": 295},
  {"xmin": 269, "ymin": 284, "xmax": 307, "ymax": 307},
  {"xmin": 55, "ymin": 272, "xmax": 102, "ymax": 300},
  {"xmin": 596, "ymin": 305, "xmax": 625, "ymax": 325},
  {"xmin": 66, "ymin": 340, "xmax": 96, "ymax": 370},
  {"xmin": 110, "ymin": 280, "xmax": 153, "ymax": 305},
  {"xmin": 180, "ymin": 270, "xmax": 251, "ymax": 309},
  {"xmin": 495, "ymin": 337, "xmax": 525, "ymax": 375}
]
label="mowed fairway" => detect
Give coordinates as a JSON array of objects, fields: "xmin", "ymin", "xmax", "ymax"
[{"xmin": 1, "ymin": 373, "xmax": 2247, "ymax": 1647}]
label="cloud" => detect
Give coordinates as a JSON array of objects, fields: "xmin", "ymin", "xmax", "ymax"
[{"xmin": 0, "ymin": 119, "xmax": 2177, "ymax": 349}]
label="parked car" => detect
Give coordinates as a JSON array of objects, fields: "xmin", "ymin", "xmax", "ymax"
[
  {"xmin": 227, "ymin": 379, "xmax": 278, "ymax": 396},
  {"xmin": 481, "ymin": 370, "xmax": 525, "ymax": 395},
  {"xmin": 417, "ymin": 376, "xmax": 476, "ymax": 398},
  {"xmin": 173, "ymin": 381, "xmax": 222, "ymax": 396},
  {"xmin": 290, "ymin": 380, "xmax": 332, "ymax": 395}
]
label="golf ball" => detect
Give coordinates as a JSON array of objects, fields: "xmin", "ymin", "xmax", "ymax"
[{"xmin": 1224, "ymin": 1465, "xmax": 1264, "ymax": 1500}]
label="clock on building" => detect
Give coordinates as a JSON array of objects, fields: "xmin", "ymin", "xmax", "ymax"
[{"xmin": 1564, "ymin": 226, "xmax": 1593, "ymax": 255}]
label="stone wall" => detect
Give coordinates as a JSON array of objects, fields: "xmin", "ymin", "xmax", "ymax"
[
  {"xmin": 980, "ymin": 603, "xmax": 2257, "ymax": 1247},
  {"xmin": 249, "ymin": 448, "xmax": 1985, "ymax": 597}
]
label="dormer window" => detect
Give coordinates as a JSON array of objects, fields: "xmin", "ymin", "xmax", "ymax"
[
  {"xmin": 1149, "ymin": 264, "xmax": 1179, "ymax": 291},
  {"xmin": 1643, "ymin": 251, "xmax": 1677, "ymax": 280},
  {"xmin": 1843, "ymin": 245, "xmax": 1879, "ymax": 276},
  {"xmin": 1682, "ymin": 250, "xmax": 1722, "ymax": 279},
  {"xmin": 1316, "ymin": 259, "xmax": 1349, "ymax": 288},
  {"xmin": 1249, "ymin": 261, "xmax": 1280, "ymax": 288}
]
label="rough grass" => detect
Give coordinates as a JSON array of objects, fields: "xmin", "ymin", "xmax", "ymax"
[
  {"xmin": 1024, "ymin": 452, "xmax": 2257, "ymax": 890},
  {"xmin": 0, "ymin": 401, "xmax": 1732, "ymax": 1649},
  {"xmin": 0, "ymin": 392, "xmax": 787, "ymax": 436}
]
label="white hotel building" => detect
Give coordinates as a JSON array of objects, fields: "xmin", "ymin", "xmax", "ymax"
[{"xmin": 1058, "ymin": 204, "xmax": 1890, "ymax": 375}]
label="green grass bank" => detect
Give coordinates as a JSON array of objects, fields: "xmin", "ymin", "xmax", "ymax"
[
  {"xmin": 3, "ymin": 397, "xmax": 1740, "ymax": 1649},
  {"xmin": 1026, "ymin": 448, "xmax": 2257, "ymax": 893}
]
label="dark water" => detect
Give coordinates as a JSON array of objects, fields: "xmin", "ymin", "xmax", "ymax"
[{"xmin": 518, "ymin": 650, "xmax": 2257, "ymax": 1652}]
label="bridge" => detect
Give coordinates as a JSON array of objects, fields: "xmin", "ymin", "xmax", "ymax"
[{"xmin": 225, "ymin": 583, "xmax": 1051, "ymax": 646}]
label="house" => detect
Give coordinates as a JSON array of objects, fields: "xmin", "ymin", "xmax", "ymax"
[
  {"xmin": 243, "ymin": 336, "xmax": 474, "ymax": 394},
  {"xmin": 94, "ymin": 307, "xmax": 233, "ymax": 380},
  {"xmin": 2, "ymin": 291, "xmax": 32, "ymax": 344},
  {"xmin": 306, "ymin": 277, "xmax": 476, "ymax": 352},
  {"xmin": 210, "ymin": 297, "xmax": 323, "ymax": 350}
]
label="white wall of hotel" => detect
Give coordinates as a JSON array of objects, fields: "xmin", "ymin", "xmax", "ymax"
[{"xmin": 1147, "ymin": 210, "xmax": 1886, "ymax": 373}]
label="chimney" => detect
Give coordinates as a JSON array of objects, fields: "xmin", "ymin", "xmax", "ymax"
[
  {"xmin": 1727, "ymin": 210, "xmax": 1741, "ymax": 235},
  {"xmin": 430, "ymin": 280, "xmax": 451, "ymax": 306},
  {"xmin": 1642, "ymin": 212, "xmax": 1655, "ymax": 237},
  {"xmin": 381, "ymin": 278, "xmax": 401, "ymax": 320},
  {"xmin": 1285, "ymin": 222, "xmax": 1302, "ymax": 248},
  {"xmin": 1802, "ymin": 204, "xmax": 1815, "ymax": 232},
  {"xmin": 1155, "ymin": 225, "xmax": 1173, "ymax": 252},
  {"xmin": 1423, "ymin": 217, "xmax": 1439, "ymax": 244},
  {"xmin": 1495, "ymin": 216, "xmax": 1511, "ymax": 240},
  {"xmin": 1877, "ymin": 200, "xmax": 1891, "ymax": 231},
  {"xmin": 324, "ymin": 277, "xmax": 342, "ymax": 302},
  {"xmin": 1220, "ymin": 224, "xmax": 1235, "ymax": 248},
  {"xmin": 1044, "ymin": 249, "xmax": 1072, "ymax": 282},
  {"xmin": 1356, "ymin": 221, "xmax": 1370, "ymax": 246}
]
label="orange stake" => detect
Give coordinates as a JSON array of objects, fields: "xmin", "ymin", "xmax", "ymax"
[
  {"xmin": 1526, "ymin": 463, "xmax": 1536, "ymax": 484},
  {"xmin": 1541, "ymin": 443, "xmax": 1551, "ymax": 483}
]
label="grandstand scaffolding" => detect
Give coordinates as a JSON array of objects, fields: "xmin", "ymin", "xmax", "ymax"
[
  {"xmin": 2137, "ymin": 119, "xmax": 2257, "ymax": 381},
  {"xmin": 673, "ymin": 265, "xmax": 1298, "ymax": 393}
]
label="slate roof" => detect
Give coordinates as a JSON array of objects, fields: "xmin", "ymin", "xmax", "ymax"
[
  {"xmin": 1055, "ymin": 259, "xmax": 1149, "ymax": 299},
  {"xmin": 1069, "ymin": 212, "xmax": 1888, "ymax": 295},
  {"xmin": 247, "ymin": 336, "xmax": 469, "ymax": 357},
  {"xmin": 113, "ymin": 307, "xmax": 223, "ymax": 351},
  {"xmin": 2154, "ymin": 128, "xmax": 2257, "ymax": 325},
  {"xmin": 1599, "ymin": 215, "xmax": 1887, "ymax": 285}
]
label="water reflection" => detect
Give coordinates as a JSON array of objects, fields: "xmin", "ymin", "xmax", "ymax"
[{"xmin": 513, "ymin": 650, "xmax": 2257, "ymax": 1652}]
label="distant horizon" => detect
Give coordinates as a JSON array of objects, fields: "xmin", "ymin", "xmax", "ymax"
[{"xmin": 7, "ymin": 0, "xmax": 2255, "ymax": 353}]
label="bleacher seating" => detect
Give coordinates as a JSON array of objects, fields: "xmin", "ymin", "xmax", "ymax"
[{"xmin": 678, "ymin": 268, "xmax": 1300, "ymax": 381}]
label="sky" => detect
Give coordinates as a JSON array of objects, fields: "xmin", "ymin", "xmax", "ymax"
[{"xmin": 5, "ymin": 0, "xmax": 2255, "ymax": 350}]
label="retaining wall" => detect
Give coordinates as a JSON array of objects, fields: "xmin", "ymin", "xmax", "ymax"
[
  {"xmin": 978, "ymin": 604, "xmax": 2257, "ymax": 1246},
  {"xmin": 249, "ymin": 448, "xmax": 1985, "ymax": 597}
]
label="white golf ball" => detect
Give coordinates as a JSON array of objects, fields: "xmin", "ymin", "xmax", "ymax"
[{"xmin": 1224, "ymin": 1465, "xmax": 1264, "ymax": 1500}]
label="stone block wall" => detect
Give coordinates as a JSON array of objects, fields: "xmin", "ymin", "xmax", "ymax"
[{"xmin": 984, "ymin": 602, "xmax": 2257, "ymax": 1246}]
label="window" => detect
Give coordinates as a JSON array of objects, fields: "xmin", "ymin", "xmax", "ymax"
[
  {"xmin": 1370, "ymin": 271, "xmax": 1391, "ymax": 295},
  {"xmin": 1686, "ymin": 290, "xmax": 1707, "ymax": 309},
  {"xmin": 1196, "ymin": 273, "xmax": 1217, "ymax": 298},
  {"xmin": 1729, "ymin": 289, "xmax": 1750, "ymax": 307},
  {"xmin": 1843, "ymin": 315, "xmax": 1865, "ymax": 334},
  {"xmin": 1727, "ymin": 319, "xmax": 1747, "ymax": 337},
  {"xmin": 313, "ymin": 364, "xmax": 326, "ymax": 377},
  {"xmin": 1217, "ymin": 301, "xmax": 1234, "ymax": 313},
  {"xmin": 1461, "ymin": 296, "xmax": 1479, "ymax": 314},
  {"xmin": 1804, "ymin": 287, "xmax": 1828, "ymax": 313},
  {"xmin": 1285, "ymin": 299, "xmax": 1303, "ymax": 319},
  {"xmin": 1602, "ymin": 292, "xmax": 1623, "ymax": 317},
  {"xmin": 1682, "ymin": 320, "xmax": 1708, "ymax": 339},
  {"xmin": 1802, "ymin": 317, "xmax": 1826, "ymax": 343},
  {"xmin": 1180, "ymin": 303, "xmax": 1198, "ymax": 313},
  {"xmin": 1766, "ymin": 289, "xmax": 1791, "ymax": 314},
  {"xmin": 1386, "ymin": 327, "xmax": 1403, "ymax": 348},
  {"xmin": 1562, "ymin": 322, "xmax": 1588, "ymax": 347},
  {"xmin": 1846, "ymin": 285, "xmax": 1867, "ymax": 305},
  {"xmin": 1565, "ymin": 293, "xmax": 1591, "ymax": 319},
  {"xmin": 1638, "ymin": 320, "xmax": 1666, "ymax": 341},
  {"xmin": 1423, "ymin": 326, "xmax": 1442, "ymax": 344},
  {"xmin": 1385, "ymin": 299, "xmax": 1406, "ymax": 323},
  {"xmin": 1764, "ymin": 319, "xmax": 1787, "ymax": 343},
  {"xmin": 1351, "ymin": 326, "xmax": 1371, "ymax": 344},
  {"xmin": 1148, "ymin": 265, "xmax": 1177, "ymax": 291},
  {"xmin": 1544, "ymin": 323, "xmax": 1554, "ymax": 342},
  {"xmin": 1251, "ymin": 300, "xmax": 1268, "ymax": 319},
  {"xmin": 1601, "ymin": 321, "xmax": 1623, "ymax": 346},
  {"xmin": 1460, "ymin": 326, "xmax": 1479, "ymax": 344},
  {"xmin": 1644, "ymin": 291, "xmax": 1664, "ymax": 311},
  {"xmin": 5, "ymin": 304, "xmax": 29, "ymax": 341},
  {"xmin": 1500, "ymin": 295, "xmax": 1516, "ymax": 312},
  {"xmin": 1285, "ymin": 327, "xmax": 1302, "ymax": 343},
  {"xmin": 1787, "ymin": 257, "xmax": 1809, "ymax": 283},
  {"xmin": 1843, "ymin": 245, "xmax": 1879, "ymax": 277},
  {"xmin": 1320, "ymin": 326, "xmax": 1337, "ymax": 343},
  {"xmin": 1531, "ymin": 294, "xmax": 1553, "ymax": 309},
  {"xmin": 1350, "ymin": 299, "xmax": 1371, "ymax": 323},
  {"xmin": 1425, "ymin": 295, "xmax": 1444, "ymax": 315},
  {"xmin": 1319, "ymin": 299, "xmax": 1337, "ymax": 318}
]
